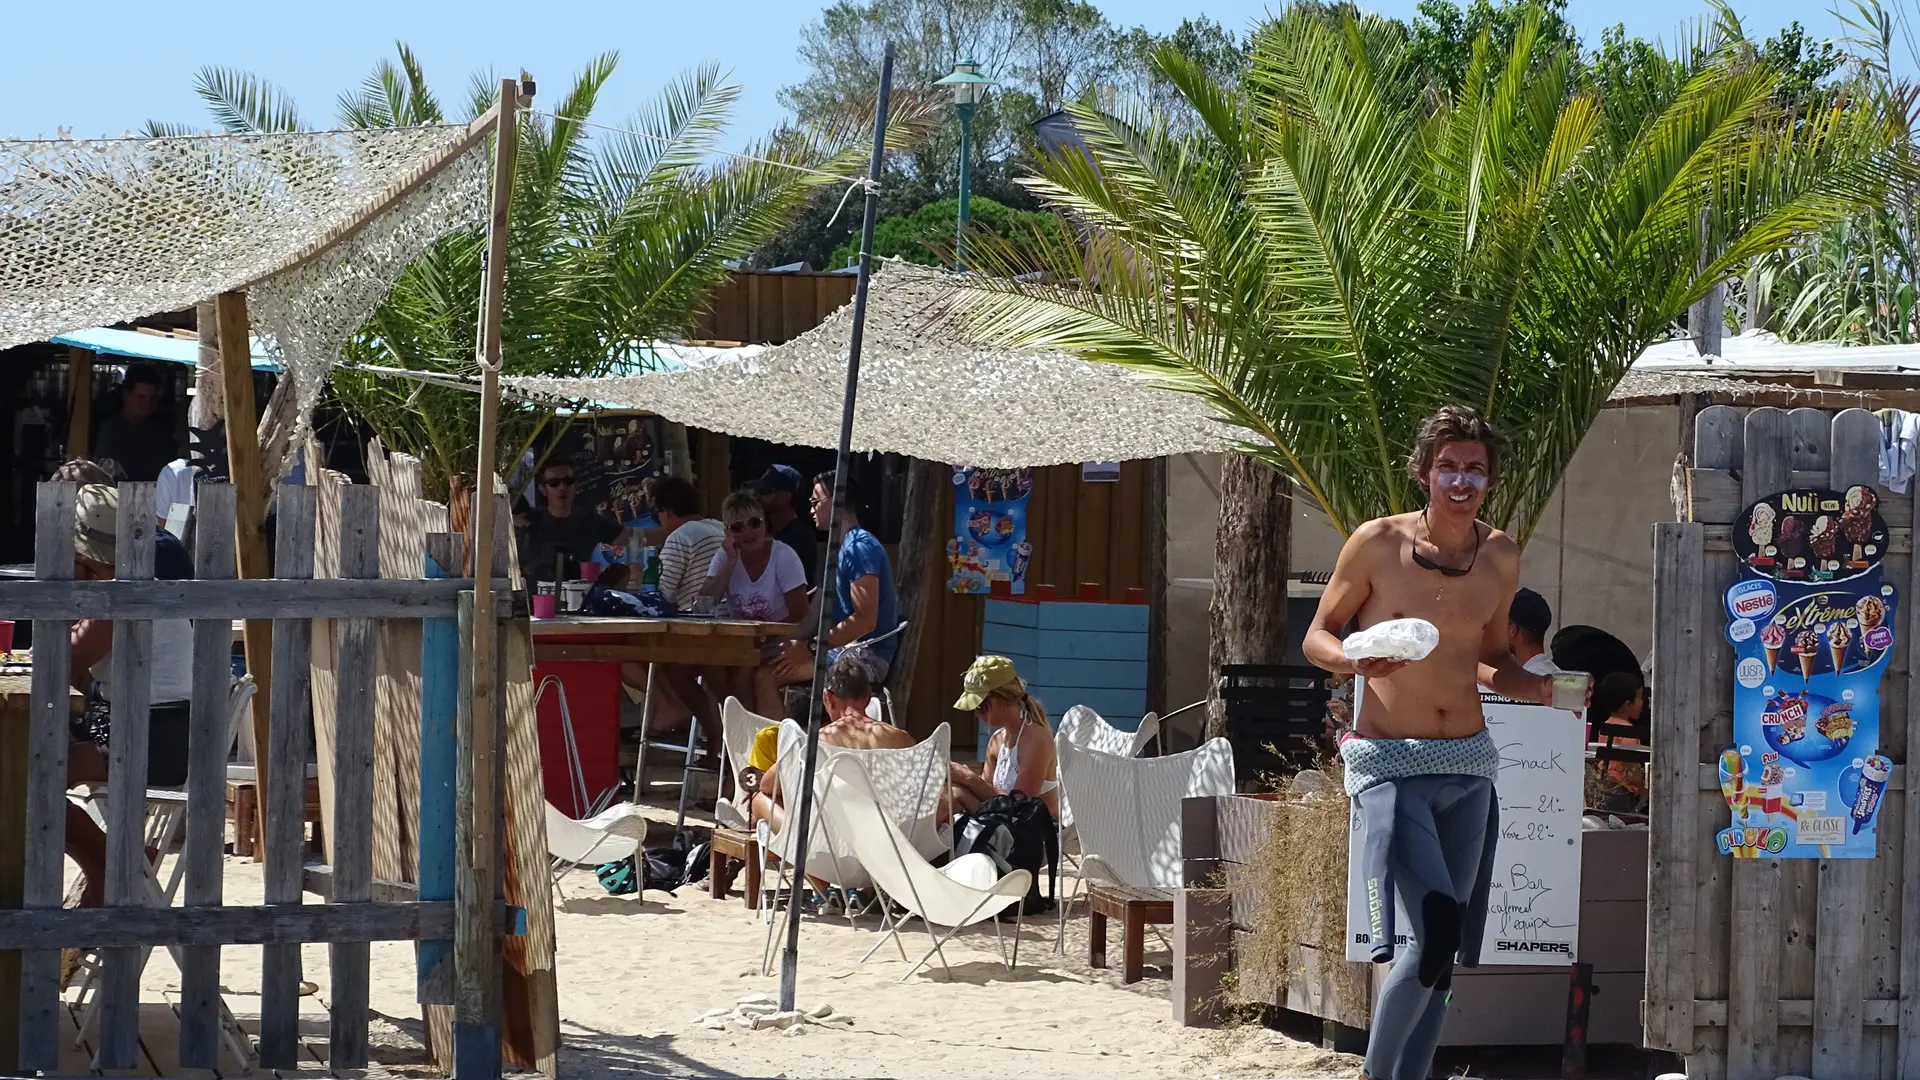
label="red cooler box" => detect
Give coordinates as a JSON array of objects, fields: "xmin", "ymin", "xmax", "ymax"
[{"xmin": 533, "ymin": 658, "xmax": 624, "ymax": 818}]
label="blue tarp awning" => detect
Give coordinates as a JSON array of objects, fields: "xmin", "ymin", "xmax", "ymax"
[{"xmin": 49, "ymin": 327, "xmax": 279, "ymax": 371}]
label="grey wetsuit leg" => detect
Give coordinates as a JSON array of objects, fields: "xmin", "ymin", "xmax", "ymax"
[{"xmin": 1361, "ymin": 774, "xmax": 1495, "ymax": 1080}]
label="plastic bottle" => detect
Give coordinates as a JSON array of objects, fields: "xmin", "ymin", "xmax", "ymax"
[{"xmin": 641, "ymin": 545, "xmax": 663, "ymax": 589}]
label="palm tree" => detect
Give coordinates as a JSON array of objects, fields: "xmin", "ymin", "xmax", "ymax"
[
  {"xmin": 956, "ymin": 4, "xmax": 1903, "ymax": 542},
  {"xmin": 152, "ymin": 45, "xmax": 927, "ymax": 493}
]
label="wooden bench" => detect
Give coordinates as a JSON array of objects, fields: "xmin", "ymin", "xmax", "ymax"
[
  {"xmin": 1088, "ymin": 881, "xmax": 1177, "ymax": 984},
  {"xmin": 708, "ymin": 827, "xmax": 761, "ymax": 910}
]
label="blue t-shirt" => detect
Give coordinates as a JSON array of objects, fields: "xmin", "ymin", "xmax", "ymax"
[{"xmin": 834, "ymin": 526, "xmax": 899, "ymax": 663}]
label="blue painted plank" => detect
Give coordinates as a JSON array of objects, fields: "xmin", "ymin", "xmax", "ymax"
[
  {"xmin": 1030, "ymin": 656, "xmax": 1146, "ymax": 690},
  {"xmin": 1027, "ymin": 684, "xmax": 1148, "ymax": 719},
  {"xmin": 416, "ymin": 552, "xmax": 457, "ymax": 997},
  {"xmin": 981, "ymin": 624, "xmax": 1036, "ymax": 658},
  {"xmin": 1036, "ymin": 601, "xmax": 1149, "ymax": 633},
  {"xmin": 1033, "ymin": 629, "xmax": 1149, "ymax": 662},
  {"xmin": 984, "ymin": 599, "xmax": 1038, "ymax": 628}
]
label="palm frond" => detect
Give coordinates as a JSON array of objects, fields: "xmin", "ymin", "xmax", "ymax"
[{"xmin": 193, "ymin": 67, "xmax": 304, "ymax": 133}]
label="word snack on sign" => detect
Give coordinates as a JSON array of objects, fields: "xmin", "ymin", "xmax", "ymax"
[{"xmin": 1723, "ymin": 488, "xmax": 1898, "ymax": 859}]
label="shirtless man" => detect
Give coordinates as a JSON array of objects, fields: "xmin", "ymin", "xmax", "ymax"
[
  {"xmin": 1302, "ymin": 404, "xmax": 1561, "ymax": 1080},
  {"xmin": 748, "ymin": 653, "xmax": 910, "ymax": 833}
]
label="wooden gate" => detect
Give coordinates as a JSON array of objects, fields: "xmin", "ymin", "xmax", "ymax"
[
  {"xmin": 1648, "ymin": 405, "xmax": 1917, "ymax": 1079},
  {"xmin": 0, "ymin": 480, "xmax": 512, "ymax": 1074}
]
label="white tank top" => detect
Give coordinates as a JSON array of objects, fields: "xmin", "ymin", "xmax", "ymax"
[
  {"xmin": 991, "ymin": 716, "xmax": 1059, "ymax": 796},
  {"xmin": 92, "ymin": 618, "xmax": 194, "ymax": 704}
]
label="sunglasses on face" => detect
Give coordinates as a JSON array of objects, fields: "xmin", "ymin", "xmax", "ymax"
[
  {"xmin": 1433, "ymin": 470, "xmax": 1489, "ymax": 490},
  {"xmin": 543, "ymin": 476, "xmax": 576, "ymax": 488},
  {"xmin": 729, "ymin": 517, "xmax": 764, "ymax": 533}
]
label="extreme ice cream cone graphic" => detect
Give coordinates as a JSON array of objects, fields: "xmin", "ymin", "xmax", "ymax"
[
  {"xmin": 1828, "ymin": 621, "xmax": 1851, "ymax": 673},
  {"xmin": 1858, "ymin": 595, "xmax": 1887, "ymax": 663},
  {"xmin": 1795, "ymin": 629, "xmax": 1819, "ymax": 679},
  {"xmin": 1761, "ymin": 622, "xmax": 1786, "ymax": 671}
]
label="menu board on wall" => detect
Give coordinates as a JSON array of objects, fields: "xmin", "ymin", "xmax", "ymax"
[
  {"xmin": 1345, "ymin": 691, "xmax": 1586, "ymax": 965},
  {"xmin": 1718, "ymin": 487, "xmax": 1897, "ymax": 858}
]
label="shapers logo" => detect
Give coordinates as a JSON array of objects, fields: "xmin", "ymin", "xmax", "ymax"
[
  {"xmin": 1495, "ymin": 940, "xmax": 1572, "ymax": 955},
  {"xmin": 1727, "ymin": 579, "xmax": 1778, "ymax": 625}
]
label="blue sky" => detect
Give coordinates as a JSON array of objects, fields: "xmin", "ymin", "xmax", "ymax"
[{"xmin": 3, "ymin": 0, "xmax": 1869, "ymax": 148}]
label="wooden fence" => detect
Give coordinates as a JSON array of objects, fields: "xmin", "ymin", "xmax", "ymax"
[
  {"xmin": 1647, "ymin": 405, "xmax": 1917, "ymax": 1079},
  {"xmin": 0, "ymin": 479, "xmax": 515, "ymax": 1074}
]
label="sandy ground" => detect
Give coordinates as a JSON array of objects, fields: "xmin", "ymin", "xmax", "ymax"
[{"xmin": 98, "ymin": 800, "xmax": 1359, "ymax": 1079}]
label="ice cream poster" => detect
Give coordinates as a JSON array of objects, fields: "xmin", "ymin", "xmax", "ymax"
[
  {"xmin": 1723, "ymin": 487, "xmax": 1897, "ymax": 858},
  {"xmin": 948, "ymin": 467, "xmax": 1034, "ymax": 595}
]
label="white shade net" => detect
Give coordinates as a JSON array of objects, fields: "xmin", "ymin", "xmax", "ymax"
[
  {"xmin": 505, "ymin": 263, "xmax": 1234, "ymax": 467},
  {"xmin": 1, "ymin": 125, "xmax": 489, "ymax": 475}
]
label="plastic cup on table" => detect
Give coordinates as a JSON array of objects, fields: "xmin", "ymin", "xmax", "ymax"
[
  {"xmin": 531, "ymin": 592, "xmax": 558, "ymax": 619},
  {"xmin": 579, "ymin": 561, "xmax": 599, "ymax": 581},
  {"xmin": 0, "ymin": 620, "xmax": 13, "ymax": 653}
]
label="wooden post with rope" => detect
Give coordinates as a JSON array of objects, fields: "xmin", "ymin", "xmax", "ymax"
[{"xmin": 454, "ymin": 75, "xmax": 520, "ymax": 1079}]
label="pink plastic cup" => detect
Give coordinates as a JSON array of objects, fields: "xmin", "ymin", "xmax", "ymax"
[
  {"xmin": 531, "ymin": 593, "xmax": 557, "ymax": 619},
  {"xmin": 0, "ymin": 620, "xmax": 13, "ymax": 652},
  {"xmin": 579, "ymin": 561, "xmax": 599, "ymax": 581}
]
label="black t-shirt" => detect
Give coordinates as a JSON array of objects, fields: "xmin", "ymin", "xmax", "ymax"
[
  {"xmin": 155, "ymin": 528, "xmax": 192, "ymax": 581},
  {"xmin": 774, "ymin": 515, "xmax": 819, "ymax": 586},
  {"xmin": 526, "ymin": 506, "xmax": 622, "ymax": 581},
  {"xmin": 93, "ymin": 414, "xmax": 179, "ymax": 484}
]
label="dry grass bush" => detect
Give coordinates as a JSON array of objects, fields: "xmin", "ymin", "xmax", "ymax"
[{"xmin": 1226, "ymin": 764, "xmax": 1355, "ymax": 1012}]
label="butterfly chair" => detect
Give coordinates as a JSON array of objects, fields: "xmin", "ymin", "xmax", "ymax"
[
  {"xmin": 1051, "ymin": 705, "xmax": 1156, "ymax": 952},
  {"xmin": 757, "ymin": 719, "xmax": 951, "ymax": 967},
  {"xmin": 819, "ymin": 754, "xmax": 1029, "ymax": 981},
  {"xmin": 1052, "ymin": 733, "xmax": 1237, "ymax": 963}
]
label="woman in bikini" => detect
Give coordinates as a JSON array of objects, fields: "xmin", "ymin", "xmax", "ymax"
[{"xmin": 947, "ymin": 655, "xmax": 1059, "ymax": 819}]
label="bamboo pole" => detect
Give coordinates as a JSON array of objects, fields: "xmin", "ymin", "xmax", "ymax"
[
  {"xmin": 455, "ymin": 76, "xmax": 519, "ymax": 1078},
  {"xmin": 217, "ymin": 290, "xmax": 275, "ymax": 857}
]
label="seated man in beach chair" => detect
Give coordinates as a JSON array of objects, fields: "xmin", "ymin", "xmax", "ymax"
[{"xmin": 748, "ymin": 654, "xmax": 914, "ymax": 833}]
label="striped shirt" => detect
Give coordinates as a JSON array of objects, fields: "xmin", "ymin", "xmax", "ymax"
[{"xmin": 659, "ymin": 517, "xmax": 726, "ymax": 607}]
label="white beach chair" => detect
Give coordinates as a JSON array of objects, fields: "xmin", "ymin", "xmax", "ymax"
[
  {"xmin": 1053, "ymin": 733, "xmax": 1236, "ymax": 952},
  {"xmin": 818, "ymin": 754, "xmax": 1030, "ymax": 981},
  {"xmin": 1056, "ymin": 733, "xmax": 1237, "ymax": 889},
  {"xmin": 714, "ymin": 697, "xmax": 778, "ymax": 830},
  {"xmin": 757, "ymin": 719, "xmax": 952, "ymax": 967},
  {"xmin": 544, "ymin": 801, "xmax": 649, "ymax": 895},
  {"xmin": 1052, "ymin": 704, "xmax": 1156, "ymax": 949}
]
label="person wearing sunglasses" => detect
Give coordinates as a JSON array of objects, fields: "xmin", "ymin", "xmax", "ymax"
[
  {"xmin": 702, "ymin": 489, "xmax": 811, "ymax": 716},
  {"xmin": 1301, "ymin": 404, "xmax": 1565, "ymax": 1080},
  {"xmin": 523, "ymin": 458, "xmax": 627, "ymax": 582}
]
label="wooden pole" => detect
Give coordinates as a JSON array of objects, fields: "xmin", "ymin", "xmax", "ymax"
[
  {"xmin": 217, "ymin": 289, "xmax": 274, "ymax": 857},
  {"xmin": 888, "ymin": 457, "xmax": 945, "ymax": 714},
  {"xmin": 456, "ymin": 76, "xmax": 519, "ymax": 1079},
  {"xmin": 65, "ymin": 348, "xmax": 93, "ymax": 459}
]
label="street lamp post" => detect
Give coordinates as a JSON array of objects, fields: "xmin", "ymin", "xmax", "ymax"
[{"xmin": 934, "ymin": 58, "xmax": 996, "ymax": 271}]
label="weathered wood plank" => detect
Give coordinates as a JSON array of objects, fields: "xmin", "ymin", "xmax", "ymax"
[
  {"xmin": 1688, "ymin": 468, "xmax": 1912, "ymax": 527},
  {"xmin": 0, "ymin": 901, "xmax": 503, "ymax": 947},
  {"xmin": 1694, "ymin": 404, "xmax": 1744, "ymax": 471},
  {"xmin": 420, "ymin": 535, "xmax": 459, "ymax": 1069},
  {"xmin": 0, "ymin": 577, "xmax": 512, "ymax": 619},
  {"xmin": 371, "ymin": 448, "xmax": 427, "ymax": 888},
  {"xmin": 330, "ymin": 484, "xmax": 381, "ymax": 1068},
  {"xmin": 1695, "ymin": 998, "xmax": 1900, "ymax": 1026},
  {"xmin": 177, "ymin": 485, "xmax": 236, "ymax": 1069},
  {"xmin": 308, "ymin": 463, "xmax": 342, "ymax": 871},
  {"xmin": 1811, "ymin": 409, "xmax": 1878, "ymax": 1077},
  {"xmin": 259, "ymin": 484, "xmax": 315, "ymax": 1070},
  {"xmin": 1694, "ymin": 536, "xmax": 1739, "ymax": 1080},
  {"xmin": 17, "ymin": 483, "xmax": 76, "ymax": 1070},
  {"xmin": 302, "ymin": 865, "xmax": 418, "ymax": 904},
  {"xmin": 97, "ymin": 481, "xmax": 157, "ymax": 1070},
  {"xmin": 1774, "ymin": 408, "xmax": 1831, "ymax": 1079},
  {"xmin": 1725, "ymin": 408, "xmax": 1791, "ymax": 1080},
  {"xmin": 1647, "ymin": 522, "xmax": 1704, "ymax": 1053},
  {"xmin": 1900, "ymin": 445, "xmax": 1920, "ymax": 1080},
  {"xmin": 500, "ymin": 509, "xmax": 559, "ymax": 1076}
]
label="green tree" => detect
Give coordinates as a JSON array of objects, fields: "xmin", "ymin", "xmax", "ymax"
[
  {"xmin": 957, "ymin": 3, "xmax": 1902, "ymax": 541},
  {"xmin": 152, "ymin": 46, "xmax": 922, "ymax": 492},
  {"xmin": 825, "ymin": 196, "xmax": 1066, "ymax": 269}
]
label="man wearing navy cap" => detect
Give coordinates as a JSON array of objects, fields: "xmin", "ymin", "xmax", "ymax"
[{"xmin": 754, "ymin": 464, "xmax": 818, "ymax": 586}]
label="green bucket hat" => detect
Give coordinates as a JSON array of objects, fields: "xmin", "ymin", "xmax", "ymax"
[{"xmin": 954, "ymin": 654, "xmax": 1023, "ymax": 712}]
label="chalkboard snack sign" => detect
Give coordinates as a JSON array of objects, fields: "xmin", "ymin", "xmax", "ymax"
[{"xmin": 1721, "ymin": 489, "xmax": 1898, "ymax": 859}]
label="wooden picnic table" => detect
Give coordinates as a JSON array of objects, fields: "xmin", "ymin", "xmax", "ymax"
[
  {"xmin": 0, "ymin": 672, "xmax": 84, "ymax": 1065},
  {"xmin": 528, "ymin": 615, "xmax": 798, "ymax": 668}
]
